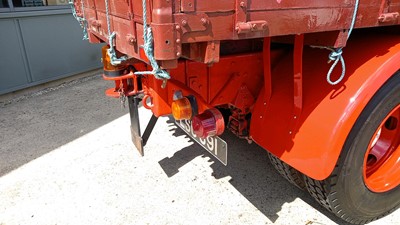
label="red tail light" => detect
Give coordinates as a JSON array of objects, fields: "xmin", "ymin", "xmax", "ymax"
[{"xmin": 192, "ymin": 108, "xmax": 225, "ymax": 138}]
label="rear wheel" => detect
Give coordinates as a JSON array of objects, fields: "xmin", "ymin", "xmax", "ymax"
[
  {"xmin": 305, "ymin": 72, "xmax": 400, "ymax": 224},
  {"xmin": 268, "ymin": 152, "xmax": 306, "ymax": 190}
]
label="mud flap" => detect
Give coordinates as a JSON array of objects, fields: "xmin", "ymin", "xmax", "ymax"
[{"xmin": 128, "ymin": 95, "xmax": 158, "ymax": 156}]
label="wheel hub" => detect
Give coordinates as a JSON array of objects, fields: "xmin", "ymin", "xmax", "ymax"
[{"xmin": 363, "ymin": 105, "xmax": 400, "ymax": 192}]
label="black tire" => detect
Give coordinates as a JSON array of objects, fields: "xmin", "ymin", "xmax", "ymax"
[
  {"xmin": 268, "ymin": 152, "xmax": 306, "ymax": 190},
  {"xmin": 304, "ymin": 72, "xmax": 400, "ymax": 224}
]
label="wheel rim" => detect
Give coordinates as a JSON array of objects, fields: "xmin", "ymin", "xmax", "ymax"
[{"xmin": 363, "ymin": 104, "xmax": 400, "ymax": 193}]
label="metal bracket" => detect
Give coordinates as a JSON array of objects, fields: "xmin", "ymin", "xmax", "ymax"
[
  {"xmin": 378, "ymin": 12, "xmax": 399, "ymax": 23},
  {"xmin": 181, "ymin": 0, "xmax": 195, "ymax": 12},
  {"xmin": 235, "ymin": 21, "xmax": 268, "ymax": 34},
  {"xmin": 128, "ymin": 95, "xmax": 159, "ymax": 156},
  {"xmin": 174, "ymin": 13, "xmax": 210, "ymax": 34}
]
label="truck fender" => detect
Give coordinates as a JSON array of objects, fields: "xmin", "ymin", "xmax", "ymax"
[{"xmin": 250, "ymin": 33, "xmax": 400, "ymax": 180}]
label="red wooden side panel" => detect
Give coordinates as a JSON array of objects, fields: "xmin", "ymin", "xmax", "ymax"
[{"xmin": 75, "ymin": 0, "xmax": 399, "ymax": 67}]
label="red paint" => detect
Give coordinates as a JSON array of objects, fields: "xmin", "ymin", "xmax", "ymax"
[
  {"xmin": 84, "ymin": 0, "xmax": 400, "ymax": 180},
  {"xmin": 363, "ymin": 105, "xmax": 400, "ymax": 192},
  {"xmin": 250, "ymin": 32, "xmax": 400, "ymax": 180},
  {"xmin": 75, "ymin": 0, "xmax": 399, "ymax": 68}
]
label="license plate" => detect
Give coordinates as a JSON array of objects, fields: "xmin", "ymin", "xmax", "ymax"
[{"xmin": 175, "ymin": 119, "xmax": 228, "ymax": 165}]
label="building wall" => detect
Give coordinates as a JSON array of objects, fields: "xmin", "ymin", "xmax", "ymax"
[{"xmin": 0, "ymin": 6, "xmax": 102, "ymax": 95}]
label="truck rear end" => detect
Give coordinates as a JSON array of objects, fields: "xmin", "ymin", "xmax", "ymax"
[{"xmin": 70, "ymin": 0, "xmax": 400, "ymax": 223}]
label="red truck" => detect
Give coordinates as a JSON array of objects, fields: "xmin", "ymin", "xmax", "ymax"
[{"xmin": 70, "ymin": 0, "xmax": 399, "ymax": 223}]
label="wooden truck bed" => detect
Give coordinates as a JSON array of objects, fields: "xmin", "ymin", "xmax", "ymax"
[{"xmin": 73, "ymin": 0, "xmax": 399, "ymax": 67}]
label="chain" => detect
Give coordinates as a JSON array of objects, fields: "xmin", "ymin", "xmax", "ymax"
[
  {"xmin": 119, "ymin": 92, "xmax": 127, "ymax": 109},
  {"xmin": 161, "ymin": 79, "xmax": 167, "ymax": 89},
  {"xmin": 80, "ymin": 0, "xmax": 88, "ymax": 40},
  {"xmin": 104, "ymin": 0, "xmax": 111, "ymax": 38},
  {"xmin": 118, "ymin": 82, "xmax": 127, "ymax": 109},
  {"xmin": 69, "ymin": 0, "xmax": 88, "ymax": 40}
]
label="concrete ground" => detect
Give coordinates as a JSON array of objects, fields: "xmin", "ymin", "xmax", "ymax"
[{"xmin": 0, "ymin": 74, "xmax": 398, "ymax": 225}]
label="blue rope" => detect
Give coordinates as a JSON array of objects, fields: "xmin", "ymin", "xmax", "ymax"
[
  {"xmin": 103, "ymin": 0, "xmax": 128, "ymax": 65},
  {"xmin": 134, "ymin": 0, "xmax": 171, "ymax": 80},
  {"xmin": 321, "ymin": 0, "xmax": 359, "ymax": 85},
  {"xmin": 107, "ymin": 32, "xmax": 128, "ymax": 65}
]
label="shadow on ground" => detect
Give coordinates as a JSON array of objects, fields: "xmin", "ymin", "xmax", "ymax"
[
  {"xmin": 159, "ymin": 117, "xmax": 352, "ymax": 224},
  {"xmin": 0, "ymin": 75, "xmax": 128, "ymax": 177}
]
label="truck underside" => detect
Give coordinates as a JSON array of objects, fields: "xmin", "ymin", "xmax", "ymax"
[{"xmin": 71, "ymin": 0, "xmax": 399, "ymax": 224}]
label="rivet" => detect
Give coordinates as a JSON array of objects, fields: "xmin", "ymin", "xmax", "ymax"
[
  {"xmin": 260, "ymin": 116, "xmax": 263, "ymax": 119},
  {"xmin": 240, "ymin": 1, "xmax": 245, "ymax": 7},
  {"xmin": 176, "ymin": 39, "xmax": 181, "ymax": 44},
  {"xmin": 176, "ymin": 52, "xmax": 181, "ymax": 57},
  {"xmin": 175, "ymin": 25, "xmax": 181, "ymax": 30}
]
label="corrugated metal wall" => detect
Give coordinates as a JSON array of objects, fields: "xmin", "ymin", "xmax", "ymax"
[{"xmin": 0, "ymin": 9, "xmax": 102, "ymax": 95}]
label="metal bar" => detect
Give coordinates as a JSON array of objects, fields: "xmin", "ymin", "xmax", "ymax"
[
  {"xmin": 13, "ymin": 6, "xmax": 70, "ymax": 11},
  {"xmin": 128, "ymin": 95, "xmax": 144, "ymax": 156},
  {"xmin": 293, "ymin": 34, "xmax": 304, "ymax": 116},
  {"xmin": 263, "ymin": 37, "xmax": 272, "ymax": 104},
  {"xmin": 288, "ymin": 34, "xmax": 304, "ymax": 137},
  {"xmin": 142, "ymin": 115, "xmax": 158, "ymax": 146},
  {"xmin": 128, "ymin": 95, "xmax": 159, "ymax": 155},
  {"xmin": 0, "ymin": 9, "xmax": 71, "ymax": 19}
]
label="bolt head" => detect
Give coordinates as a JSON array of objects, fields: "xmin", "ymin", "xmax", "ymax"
[
  {"xmin": 181, "ymin": 20, "xmax": 188, "ymax": 26},
  {"xmin": 262, "ymin": 23, "xmax": 268, "ymax": 30}
]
